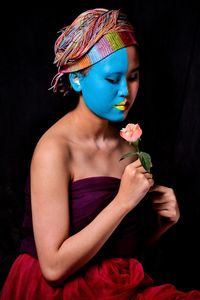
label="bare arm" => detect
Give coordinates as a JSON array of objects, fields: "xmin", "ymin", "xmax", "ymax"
[{"xmin": 31, "ymin": 139, "xmax": 153, "ymax": 286}]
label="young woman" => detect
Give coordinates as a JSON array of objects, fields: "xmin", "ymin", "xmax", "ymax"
[{"xmin": 1, "ymin": 8, "xmax": 200, "ymax": 299}]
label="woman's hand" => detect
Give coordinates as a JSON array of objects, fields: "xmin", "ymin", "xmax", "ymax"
[
  {"xmin": 146, "ymin": 185, "xmax": 180, "ymax": 246},
  {"xmin": 149, "ymin": 185, "xmax": 180, "ymax": 225},
  {"xmin": 117, "ymin": 159, "xmax": 154, "ymax": 211}
]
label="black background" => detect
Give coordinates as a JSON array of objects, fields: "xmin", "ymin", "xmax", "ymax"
[{"xmin": 0, "ymin": 0, "xmax": 200, "ymax": 291}]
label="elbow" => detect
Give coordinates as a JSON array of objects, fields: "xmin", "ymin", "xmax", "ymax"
[
  {"xmin": 38, "ymin": 250, "xmax": 82, "ymax": 286},
  {"xmin": 40, "ymin": 264, "xmax": 70, "ymax": 287},
  {"xmin": 42, "ymin": 268, "xmax": 63, "ymax": 287}
]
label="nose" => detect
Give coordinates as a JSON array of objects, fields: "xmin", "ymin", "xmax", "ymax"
[{"xmin": 118, "ymin": 78, "xmax": 128, "ymax": 97}]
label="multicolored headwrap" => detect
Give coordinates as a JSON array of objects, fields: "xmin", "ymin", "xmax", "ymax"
[{"xmin": 51, "ymin": 8, "xmax": 138, "ymax": 92}]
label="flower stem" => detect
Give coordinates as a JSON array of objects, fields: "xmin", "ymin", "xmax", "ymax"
[{"xmin": 131, "ymin": 140, "xmax": 139, "ymax": 153}]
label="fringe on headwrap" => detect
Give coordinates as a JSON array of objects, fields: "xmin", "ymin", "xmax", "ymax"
[{"xmin": 50, "ymin": 8, "xmax": 137, "ymax": 92}]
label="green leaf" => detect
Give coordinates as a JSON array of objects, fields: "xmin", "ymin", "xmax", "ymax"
[
  {"xmin": 138, "ymin": 152, "xmax": 152, "ymax": 172},
  {"xmin": 119, "ymin": 151, "xmax": 138, "ymax": 161}
]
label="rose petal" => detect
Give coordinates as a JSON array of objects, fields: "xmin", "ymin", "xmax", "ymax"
[{"xmin": 120, "ymin": 123, "xmax": 142, "ymax": 142}]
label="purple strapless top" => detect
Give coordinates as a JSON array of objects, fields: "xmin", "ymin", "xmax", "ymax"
[{"xmin": 20, "ymin": 176, "xmax": 156, "ymax": 260}]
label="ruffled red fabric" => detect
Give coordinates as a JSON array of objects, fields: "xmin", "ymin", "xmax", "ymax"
[{"xmin": 1, "ymin": 254, "xmax": 200, "ymax": 300}]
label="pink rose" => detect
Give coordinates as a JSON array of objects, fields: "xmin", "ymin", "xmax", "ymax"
[
  {"xmin": 120, "ymin": 123, "xmax": 142, "ymax": 143},
  {"xmin": 119, "ymin": 123, "xmax": 152, "ymax": 172}
]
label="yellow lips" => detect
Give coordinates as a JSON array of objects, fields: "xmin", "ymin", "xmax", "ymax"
[
  {"xmin": 116, "ymin": 106, "xmax": 125, "ymax": 111},
  {"xmin": 113, "ymin": 101, "xmax": 127, "ymax": 111}
]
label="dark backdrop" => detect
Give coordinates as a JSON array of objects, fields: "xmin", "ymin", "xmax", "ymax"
[{"xmin": 0, "ymin": 0, "xmax": 200, "ymax": 291}]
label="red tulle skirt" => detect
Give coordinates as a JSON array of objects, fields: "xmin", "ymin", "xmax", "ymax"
[{"xmin": 1, "ymin": 254, "xmax": 200, "ymax": 300}]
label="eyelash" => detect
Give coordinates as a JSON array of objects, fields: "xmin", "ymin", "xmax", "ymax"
[
  {"xmin": 128, "ymin": 73, "xmax": 139, "ymax": 81},
  {"xmin": 106, "ymin": 72, "xmax": 139, "ymax": 84},
  {"xmin": 106, "ymin": 78, "xmax": 120, "ymax": 84}
]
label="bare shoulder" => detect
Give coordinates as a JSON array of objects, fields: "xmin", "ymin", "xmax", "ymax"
[{"xmin": 31, "ymin": 117, "xmax": 72, "ymax": 179}]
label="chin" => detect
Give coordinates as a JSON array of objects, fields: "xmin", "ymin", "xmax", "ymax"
[
  {"xmin": 108, "ymin": 115, "xmax": 125, "ymax": 122},
  {"xmin": 99, "ymin": 111, "xmax": 126, "ymax": 122}
]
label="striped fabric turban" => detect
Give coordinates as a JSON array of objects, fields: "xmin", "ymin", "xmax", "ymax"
[{"xmin": 51, "ymin": 8, "xmax": 138, "ymax": 91}]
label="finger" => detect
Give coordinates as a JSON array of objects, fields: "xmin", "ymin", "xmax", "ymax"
[
  {"xmin": 149, "ymin": 178, "xmax": 154, "ymax": 187},
  {"xmin": 137, "ymin": 165, "xmax": 149, "ymax": 173},
  {"xmin": 149, "ymin": 185, "xmax": 171, "ymax": 193},
  {"xmin": 151, "ymin": 198, "xmax": 169, "ymax": 204},
  {"xmin": 145, "ymin": 173, "xmax": 153, "ymax": 179},
  {"xmin": 152, "ymin": 203, "xmax": 169, "ymax": 210},
  {"xmin": 137, "ymin": 165, "xmax": 153, "ymax": 178},
  {"xmin": 132, "ymin": 158, "xmax": 143, "ymax": 168},
  {"xmin": 156, "ymin": 209, "xmax": 174, "ymax": 218}
]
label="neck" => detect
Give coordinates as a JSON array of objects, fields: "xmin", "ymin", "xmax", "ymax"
[{"xmin": 68, "ymin": 97, "xmax": 111, "ymax": 142}]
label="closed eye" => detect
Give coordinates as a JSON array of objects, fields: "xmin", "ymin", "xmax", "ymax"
[
  {"xmin": 128, "ymin": 72, "xmax": 139, "ymax": 82},
  {"xmin": 106, "ymin": 77, "xmax": 120, "ymax": 84}
]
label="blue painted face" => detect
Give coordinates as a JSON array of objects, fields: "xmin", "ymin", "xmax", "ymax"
[{"xmin": 72, "ymin": 46, "xmax": 139, "ymax": 122}]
